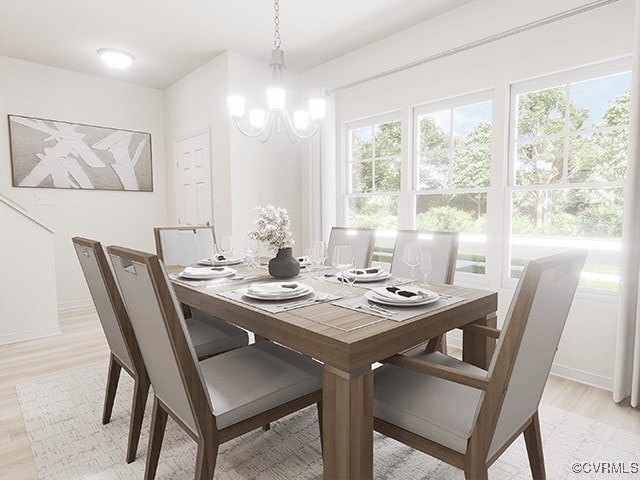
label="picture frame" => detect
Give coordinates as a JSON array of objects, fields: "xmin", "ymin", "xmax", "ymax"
[{"xmin": 8, "ymin": 114, "xmax": 153, "ymax": 192}]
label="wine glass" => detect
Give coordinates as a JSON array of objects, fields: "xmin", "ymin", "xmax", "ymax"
[
  {"xmin": 244, "ymin": 238, "xmax": 260, "ymax": 278},
  {"xmin": 402, "ymin": 243, "xmax": 422, "ymax": 280},
  {"xmin": 310, "ymin": 240, "xmax": 328, "ymax": 278},
  {"xmin": 344, "ymin": 259, "xmax": 358, "ymax": 295},
  {"xmin": 420, "ymin": 251, "xmax": 432, "ymax": 287},
  {"xmin": 219, "ymin": 236, "xmax": 234, "ymax": 259},
  {"xmin": 332, "ymin": 245, "xmax": 354, "ymax": 293}
]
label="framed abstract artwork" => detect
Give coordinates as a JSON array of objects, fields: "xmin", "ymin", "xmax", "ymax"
[{"xmin": 8, "ymin": 114, "xmax": 153, "ymax": 192}]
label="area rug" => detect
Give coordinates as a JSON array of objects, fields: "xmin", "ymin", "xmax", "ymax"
[{"xmin": 15, "ymin": 363, "xmax": 640, "ymax": 479}]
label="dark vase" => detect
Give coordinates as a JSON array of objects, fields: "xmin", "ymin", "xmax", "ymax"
[{"xmin": 268, "ymin": 247, "xmax": 300, "ymax": 279}]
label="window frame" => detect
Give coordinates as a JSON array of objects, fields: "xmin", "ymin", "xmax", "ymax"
[
  {"xmin": 504, "ymin": 57, "xmax": 632, "ymax": 296},
  {"xmin": 412, "ymin": 90, "xmax": 495, "ymax": 282},
  {"xmin": 342, "ymin": 111, "xmax": 403, "ymax": 229}
]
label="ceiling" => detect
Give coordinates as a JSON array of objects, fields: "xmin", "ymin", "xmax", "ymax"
[{"xmin": 0, "ymin": 0, "xmax": 475, "ymax": 89}]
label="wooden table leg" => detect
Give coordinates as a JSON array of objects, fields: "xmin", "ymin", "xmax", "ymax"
[
  {"xmin": 322, "ymin": 365, "xmax": 373, "ymax": 480},
  {"xmin": 463, "ymin": 312, "xmax": 497, "ymax": 369}
]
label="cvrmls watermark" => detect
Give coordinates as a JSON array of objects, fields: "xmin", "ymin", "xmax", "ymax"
[{"xmin": 570, "ymin": 462, "xmax": 639, "ymax": 474}]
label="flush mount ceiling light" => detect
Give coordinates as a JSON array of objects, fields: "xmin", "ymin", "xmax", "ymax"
[
  {"xmin": 98, "ymin": 48, "xmax": 135, "ymax": 69},
  {"xmin": 227, "ymin": 0, "xmax": 326, "ymax": 144}
]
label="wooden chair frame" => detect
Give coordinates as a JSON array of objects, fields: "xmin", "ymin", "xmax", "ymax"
[
  {"xmin": 107, "ymin": 246, "xmax": 322, "ymax": 479},
  {"xmin": 72, "ymin": 237, "xmax": 150, "ymax": 464},
  {"xmin": 377, "ymin": 250, "xmax": 587, "ymax": 480}
]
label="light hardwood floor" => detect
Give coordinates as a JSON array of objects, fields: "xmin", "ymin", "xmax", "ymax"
[{"xmin": 1, "ymin": 306, "xmax": 638, "ymax": 479}]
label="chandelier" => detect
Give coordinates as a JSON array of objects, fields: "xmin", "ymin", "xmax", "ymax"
[{"xmin": 227, "ymin": 0, "xmax": 326, "ymax": 143}]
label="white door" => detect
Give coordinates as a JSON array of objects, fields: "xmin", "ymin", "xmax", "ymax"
[{"xmin": 175, "ymin": 132, "xmax": 212, "ymax": 226}]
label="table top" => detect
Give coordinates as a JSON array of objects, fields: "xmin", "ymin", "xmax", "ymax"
[{"xmin": 169, "ymin": 264, "xmax": 497, "ymax": 373}]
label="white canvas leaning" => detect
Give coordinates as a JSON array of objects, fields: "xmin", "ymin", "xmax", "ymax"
[{"xmin": 8, "ymin": 114, "xmax": 153, "ymax": 192}]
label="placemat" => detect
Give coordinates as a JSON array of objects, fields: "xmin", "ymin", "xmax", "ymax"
[
  {"xmin": 331, "ymin": 294, "xmax": 465, "ymax": 322},
  {"xmin": 218, "ymin": 288, "xmax": 340, "ymax": 314}
]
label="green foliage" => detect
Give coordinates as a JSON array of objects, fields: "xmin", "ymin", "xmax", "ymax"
[
  {"xmin": 415, "ymin": 206, "xmax": 475, "ymax": 232},
  {"xmin": 350, "ymin": 121, "xmax": 401, "ymax": 195}
]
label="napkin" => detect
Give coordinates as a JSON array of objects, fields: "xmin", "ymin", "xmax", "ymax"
[
  {"xmin": 348, "ymin": 267, "xmax": 383, "ymax": 276},
  {"xmin": 373, "ymin": 286, "xmax": 437, "ymax": 302}
]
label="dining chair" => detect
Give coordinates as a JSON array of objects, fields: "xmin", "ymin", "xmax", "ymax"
[
  {"xmin": 72, "ymin": 237, "xmax": 249, "ymax": 463},
  {"xmin": 107, "ymin": 245, "xmax": 324, "ymax": 479},
  {"xmin": 154, "ymin": 225, "xmax": 216, "ymax": 266},
  {"xmin": 373, "ymin": 250, "xmax": 587, "ymax": 480},
  {"xmin": 390, "ymin": 230, "xmax": 459, "ymax": 284},
  {"xmin": 154, "ymin": 224, "xmax": 243, "ymax": 327},
  {"xmin": 390, "ymin": 230, "xmax": 459, "ymax": 352},
  {"xmin": 72, "ymin": 237, "xmax": 149, "ymax": 464},
  {"xmin": 327, "ymin": 226, "xmax": 375, "ymax": 268}
]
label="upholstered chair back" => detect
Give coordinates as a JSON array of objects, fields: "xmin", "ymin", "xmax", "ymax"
[
  {"xmin": 482, "ymin": 251, "xmax": 586, "ymax": 461},
  {"xmin": 109, "ymin": 247, "xmax": 207, "ymax": 435},
  {"xmin": 154, "ymin": 226, "xmax": 216, "ymax": 266},
  {"xmin": 72, "ymin": 238, "xmax": 134, "ymax": 372},
  {"xmin": 327, "ymin": 227, "xmax": 375, "ymax": 268},
  {"xmin": 390, "ymin": 230, "xmax": 459, "ymax": 283}
]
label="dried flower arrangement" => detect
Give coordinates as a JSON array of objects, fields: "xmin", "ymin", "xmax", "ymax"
[{"xmin": 247, "ymin": 204, "xmax": 295, "ymax": 252}]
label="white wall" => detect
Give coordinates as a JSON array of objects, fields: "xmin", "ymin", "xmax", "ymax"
[
  {"xmin": 0, "ymin": 56, "xmax": 168, "ymax": 311},
  {"xmin": 164, "ymin": 51, "xmax": 304, "ymax": 257},
  {"xmin": 0, "ymin": 198, "xmax": 58, "ymax": 344},
  {"xmin": 300, "ymin": 0, "xmax": 635, "ymax": 389}
]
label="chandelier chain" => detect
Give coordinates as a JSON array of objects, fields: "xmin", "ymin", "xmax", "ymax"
[{"xmin": 273, "ymin": 0, "xmax": 281, "ymax": 49}]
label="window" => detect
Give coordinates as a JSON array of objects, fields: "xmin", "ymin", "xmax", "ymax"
[
  {"xmin": 508, "ymin": 65, "xmax": 631, "ymax": 292},
  {"xmin": 413, "ymin": 92, "xmax": 493, "ymax": 276},
  {"xmin": 344, "ymin": 113, "xmax": 401, "ymax": 230}
]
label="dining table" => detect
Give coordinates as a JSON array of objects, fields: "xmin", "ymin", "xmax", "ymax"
[{"xmin": 169, "ymin": 263, "xmax": 498, "ymax": 480}]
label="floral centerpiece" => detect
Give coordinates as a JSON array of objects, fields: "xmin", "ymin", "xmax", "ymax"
[{"xmin": 248, "ymin": 205, "xmax": 299, "ymax": 278}]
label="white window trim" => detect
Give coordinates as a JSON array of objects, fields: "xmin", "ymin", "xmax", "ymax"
[{"xmin": 341, "ymin": 111, "xmax": 403, "ymax": 227}]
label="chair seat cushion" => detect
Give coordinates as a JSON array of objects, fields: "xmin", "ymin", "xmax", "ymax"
[
  {"xmin": 186, "ymin": 309, "xmax": 249, "ymax": 359},
  {"xmin": 374, "ymin": 351, "xmax": 486, "ymax": 454},
  {"xmin": 198, "ymin": 341, "xmax": 322, "ymax": 429}
]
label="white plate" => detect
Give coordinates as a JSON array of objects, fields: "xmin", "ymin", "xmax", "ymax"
[
  {"xmin": 198, "ymin": 257, "xmax": 243, "ymax": 266},
  {"xmin": 244, "ymin": 282, "xmax": 313, "ymax": 301},
  {"xmin": 179, "ymin": 266, "xmax": 236, "ymax": 280},
  {"xmin": 339, "ymin": 271, "xmax": 392, "ymax": 283},
  {"xmin": 364, "ymin": 289, "xmax": 440, "ymax": 307}
]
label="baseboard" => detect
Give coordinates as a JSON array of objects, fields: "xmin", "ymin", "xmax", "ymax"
[
  {"xmin": 446, "ymin": 333, "xmax": 613, "ymax": 391},
  {"xmin": 550, "ymin": 363, "xmax": 613, "ymax": 391},
  {"xmin": 58, "ymin": 298, "xmax": 94, "ymax": 311},
  {"xmin": 0, "ymin": 325, "xmax": 61, "ymax": 346}
]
